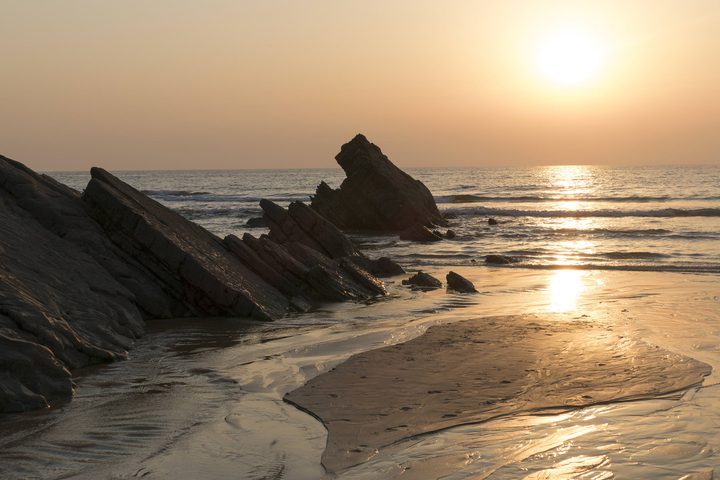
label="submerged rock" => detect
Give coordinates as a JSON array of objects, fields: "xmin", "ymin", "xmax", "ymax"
[
  {"xmin": 488, "ymin": 217, "xmax": 499, "ymax": 225},
  {"xmin": 402, "ymin": 272, "xmax": 442, "ymax": 290},
  {"xmin": 399, "ymin": 223, "xmax": 443, "ymax": 242},
  {"xmin": 484, "ymin": 254, "xmax": 518, "ymax": 265},
  {"xmin": 310, "ymin": 134, "xmax": 446, "ymax": 232},
  {"xmin": 446, "ymin": 271, "xmax": 478, "ymax": 293}
]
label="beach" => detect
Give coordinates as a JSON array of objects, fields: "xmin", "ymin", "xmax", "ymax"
[{"xmin": 1, "ymin": 267, "xmax": 719, "ymax": 479}]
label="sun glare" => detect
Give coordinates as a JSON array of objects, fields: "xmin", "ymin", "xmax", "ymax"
[{"xmin": 535, "ymin": 28, "xmax": 607, "ymax": 87}]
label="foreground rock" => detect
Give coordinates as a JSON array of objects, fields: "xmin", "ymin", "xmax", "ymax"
[
  {"xmin": 402, "ymin": 272, "xmax": 442, "ymax": 290},
  {"xmin": 84, "ymin": 168, "xmax": 290, "ymax": 320},
  {"xmin": 0, "ymin": 162, "xmax": 145, "ymax": 411},
  {"xmin": 285, "ymin": 314, "xmax": 711, "ymax": 473},
  {"xmin": 310, "ymin": 134, "xmax": 446, "ymax": 232},
  {"xmin": 446, "ymin": 271, "xmax": 478, "ymax": 293},
  {"xmin": 0, "ymin": 156, "xmax": 173, "ymax": 318}
]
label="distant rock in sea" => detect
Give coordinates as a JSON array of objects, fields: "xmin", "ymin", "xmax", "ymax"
[
  {"xmin": 402, "ymin": 271, "xmax": 442, "ymax": 290},
  {"xmin": 310, "ymin": 134, "xmax": 447, "ymax": 232}
]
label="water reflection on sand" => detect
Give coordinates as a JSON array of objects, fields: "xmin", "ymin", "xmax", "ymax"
[{"xmin": 0, "ymin": 269, "xmax": 718, "ymax": 479}]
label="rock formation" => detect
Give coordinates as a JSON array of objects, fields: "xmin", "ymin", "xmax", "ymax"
[
  {"xmin": 310, "ymin": 134, "xmax": 447, "ymax": 232},
  {"xmin": 402, "ymin": 272, "xmax": 442, "ymax": 290},
  {"xmin": 446, "ymin": 271, "xmax": 478, "ymax": 293},
  {"xmin": 484, "ymin": 254, "xmax": 518, "ymax": 265},
  {"xmin": 261, "ymin": 199, "xmax": 404, "ymax": 278},
  {"xmin": 0, "ymin": 156, "xmax": 392, "ymax": 413}
]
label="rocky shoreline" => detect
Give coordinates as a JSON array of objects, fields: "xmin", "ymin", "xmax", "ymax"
[{"xmin": 0, "ymin": 134, "xmax": 454, "ymax": 413}]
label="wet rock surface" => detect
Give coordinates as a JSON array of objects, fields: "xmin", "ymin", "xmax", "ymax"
[
  {"xmin": 485, "ymin": 254, "xmax": 519, "ymax": 265},
  {"xmin": 310, "ymin": 134, "xmax": 446, "ymax": 232},
  {"xmin": 446, "ymin": 271, "xmax": 478, "ymax": 293},
  {"xmin": 402, "ymin": 272, "xmax": 442, "ymax": 290},
  {"xmin": 399, "ymin": 223, "xmax": 443, "ymax": 242}
]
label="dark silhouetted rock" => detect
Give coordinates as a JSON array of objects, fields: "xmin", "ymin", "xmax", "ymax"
[
  {"xmin": 245, "ymin": 216, "xmax": 268, "ymax": 228},
  {"xmin": 488, "ymin": 218, "xmax": 499, "ymax": 225},
  {"xmin": 445, "ymin": 229, "xmax": 457, "ymax": 239},
  {"xmin": 0, "ymin": 155, "xmax": 173, "ymax": 318},
  {"xmin": 400, "ymin": 224, "xmax": 443, "ymax": 242},
  {"xmin": 0, "ymin": 174, "xmax": 145, "ymax": 412},
  {"xmin": 84, "ymin": 168, "xmax": 290, "ymax": 320},
  {"xmin": 402, "ymin": 272, "xmax": 442, "ymax": 290},
  {"xmin": 310, "ymin": 134, "xmax": 446, "ymax": 231},
  {"xmin": 485, "ymin": 254, "xmax": 518, "ymax": 265},
  {"xmin": 262, "ymin": 199, "xmax": 402, "ymax": 277},
  {"xmin": 446, "ymin": 271, "xmax": 478, "ymax": 293}
]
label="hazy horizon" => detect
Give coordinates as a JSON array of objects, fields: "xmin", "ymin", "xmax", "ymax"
[{"xmin": 2, "ymin": 1, "xmax": 719, "ymax": 171}]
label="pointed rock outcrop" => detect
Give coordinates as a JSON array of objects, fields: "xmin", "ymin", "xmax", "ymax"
[{"xmin": 310, "ymin": 134, "xmax": 446, "ymax": 232}]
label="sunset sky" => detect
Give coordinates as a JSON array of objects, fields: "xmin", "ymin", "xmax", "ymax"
[{"xmin": 2, "ymin": 1, "xmax": 719, "ymax": 171}]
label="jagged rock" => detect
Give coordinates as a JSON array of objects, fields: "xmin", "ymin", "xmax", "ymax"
[
  {"xmin": 488, "ymin": 218, "xmax": 499, "ymax": 225},
  {"xmin": 400, "ymin": 224, "xmax": 443, "ymax": 242},
  {"xmin": 446, "ymin": 271, "xmax": 478, "ymax": 293},
  {"xmin": 0, "ymin": 184, "xmax": 144, "ymax": 412},
  {"xmin": 0, "ymin": 156, "xmax": 173, "ymax": 318},
  {"xmin": 245, "ymin": 216, "xmax": 268, "ymax": 228},
  {"xmin": 310, "ymin": 134, "xmax": 446, "ymax": 231},
  {"xmin": 262, "ymin": 199, "xmax": 403, "ymax": 277},
  {"xmin": 83, "ymin": 168, "xmax": 290, "ymax": 320},
  {"xmin": 402, "ymin": 272, "xmax": 442, "ymax": 290},
  {"xmin": 485, "ymin": 254, "xmax": 518, "ymax": 265}
]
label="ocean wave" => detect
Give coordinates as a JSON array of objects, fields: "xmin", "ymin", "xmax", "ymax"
[
  {"xmin": 444, "ymin": 206, "xmax": 720, "ymax": 218},
  {"xmin": 143, "ymin": 190, "xmax": 308, "ymax": 204},
  {"xmin": 435, "ymin": 194, "xmax": 720, "ymax": 204}
]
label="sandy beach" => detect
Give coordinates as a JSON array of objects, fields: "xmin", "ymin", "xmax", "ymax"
[{"xmin": 2, "ymin": 267, "xmax": 719, "ymax": 479}]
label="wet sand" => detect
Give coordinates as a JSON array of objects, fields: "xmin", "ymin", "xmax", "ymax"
[
  {"xmin": 1, "ymin": 269, "xmax": 719, "ymax": 479},
  {"xmin": 286, "ymin": 313, "xmax": 710, "ymax": 473}
]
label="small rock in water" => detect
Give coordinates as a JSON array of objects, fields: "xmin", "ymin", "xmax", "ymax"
[
  {"xmin": 484, "ymin": 254, "xmax": 517, "ymax": 265},
  {"xmin": 445, "ymin": 229, "xmax": 456, "ymax": 239},
  {"xmin": 446, "ymin": 271, "xmax": 478, "ymax": 293},
  {"xmin": 399, "ymin": 224, "xmax": 443, "ymax": 242},
  {"xmin": 245, "ymin": 216, "xmax": 267, "ymax": 228},
  {"xmin": 488, "ymin": 218, "xmax": 499, "ymax": 225},
  {"xmin": 402, "ymin": 272, "xmax": 442, "ymax": 290},
  {"xmin": 368, "ymin": 256, "xmax": 405, "ymax": 277}
]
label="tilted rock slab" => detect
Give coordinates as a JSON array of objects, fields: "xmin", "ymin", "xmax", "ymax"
[
  {"xmin": 83, "ymin": 168, "xmax": 290, "ymax": 320},
  {"xmin": 311, "ymin": 134, "xmax": 446, "ymax": 231},
  {"xmin": 0, "ymin": 184, "xmax": 144, "ymax": 412}
]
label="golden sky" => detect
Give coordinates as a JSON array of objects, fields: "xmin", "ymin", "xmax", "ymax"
[{"xmin": 1, "ymin": 1, "xmax": 718, "ymax": 170}]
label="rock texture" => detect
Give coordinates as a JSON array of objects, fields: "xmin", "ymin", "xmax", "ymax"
[
  {"xmin": 484, "ymin": 254, "xmax": 518, "ymax": 265},
  {"xmin": 402, "ymin": 272, "xmax": 442, "ymax": 290},
  {"xmin": 446, "ymin": 271, "xmax": 478, "ymax": 293},
  {"xmin": 0, "ymin": 160, "xmax": 145, "ymax": 412},
  {"xmin": 261, "ymin": 199, "xmax": 404, "ymax": 278},
  {"xmin": 310, "ymin": 134, "xmax": 446, "ymax": 232},
  {"xmin": 399, "ymin": 224, "xmax": 443, "ymax": 242},
  {"xmin": 83, "ymin": 168, "xmax": 290, "ymax": 320}
]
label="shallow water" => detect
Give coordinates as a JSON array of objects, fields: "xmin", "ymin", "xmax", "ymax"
[{"xmin": 1, "ymin": 269, "xmax": 718, "ymax": 479}]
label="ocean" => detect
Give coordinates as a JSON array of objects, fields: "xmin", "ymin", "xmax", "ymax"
[{"xmin": 53, "ymin": 165, "xmax": 720, "ymax": 273}]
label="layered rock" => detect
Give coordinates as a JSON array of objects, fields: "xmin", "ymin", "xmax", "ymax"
[
  {"xmin": 83, "ymin": 168, "xmax": 290, "ymax": 320},
  {"xmin": 0, "ymin": 156, "xmax": 173, "ymax": 318},
  {"xmin": 310, "ymin": 134, "xmax": 446, "ymax": 232},
  {"xmin": 0, "ymin": 180, "xmax": 144, "ymax": 412},
  {"xmin": 261, "ymin": 199, "xmax": 404, "ymax": 278}
]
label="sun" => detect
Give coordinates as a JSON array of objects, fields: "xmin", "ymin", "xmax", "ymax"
[{"xmin": 534, "ymin": 28, "xmax": 607, "ymax": 87}]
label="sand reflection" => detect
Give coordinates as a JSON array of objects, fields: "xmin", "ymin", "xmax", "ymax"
[{"xmin": 547, "ymin": 269, "xmax": 587, "ymax": 313}]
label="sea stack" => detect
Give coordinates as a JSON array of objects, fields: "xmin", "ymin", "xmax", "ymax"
[{"xmin": 311, "ymin": 134, "xmax": 447, "ymax": 232}]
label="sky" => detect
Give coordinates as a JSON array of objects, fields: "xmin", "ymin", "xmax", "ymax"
[{"xmin": 1, "ymin": 0, "xmax": 719, "ymax": 171}]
